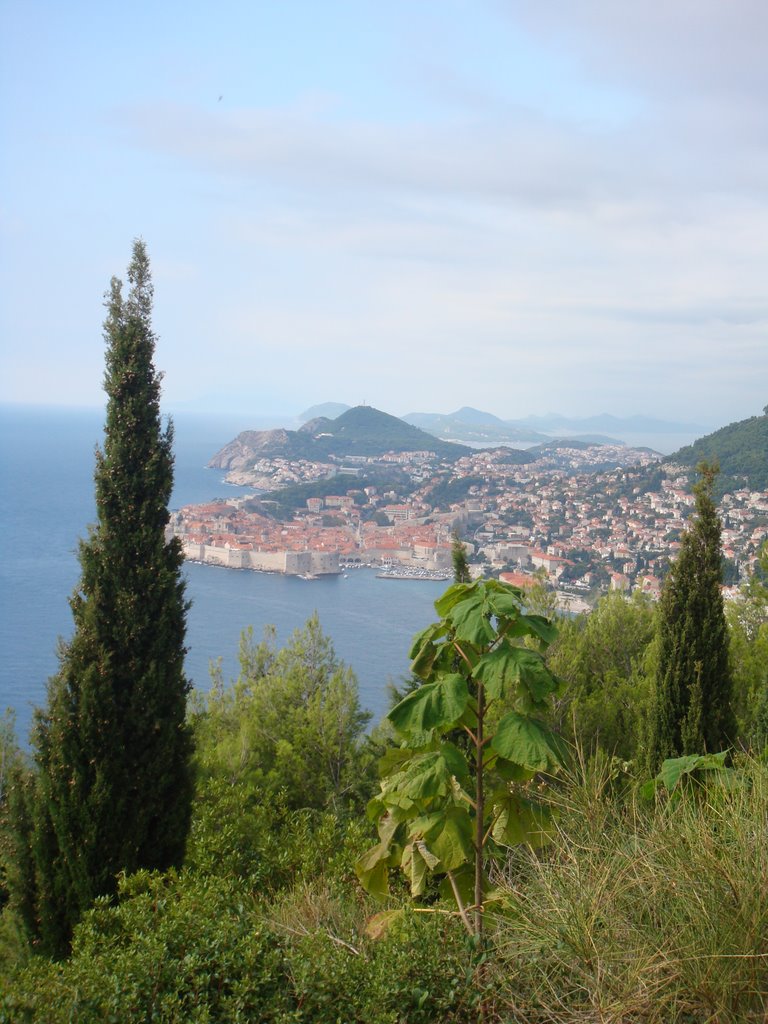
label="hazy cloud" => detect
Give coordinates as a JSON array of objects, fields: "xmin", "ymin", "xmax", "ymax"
[{"xmin": 2, "ymin": 0, "xmax": 766, "ymax": 423}]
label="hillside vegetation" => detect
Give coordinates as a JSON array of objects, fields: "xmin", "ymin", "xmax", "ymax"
[{"xmin": 667, "ymin": 409, "xmax": 768, "ymax": 490}]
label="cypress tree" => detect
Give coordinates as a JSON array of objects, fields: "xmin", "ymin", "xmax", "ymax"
[
  {"xmin": 649, "ymin": 461, "xmax": 734, "ymax": 770},
  {"xmin": 30, "ymin": 240, "xmax": 193, "ymax": 955},
  {"xmin": 451, "ymin": 532, "xmax": 472, "ymax": 583}
]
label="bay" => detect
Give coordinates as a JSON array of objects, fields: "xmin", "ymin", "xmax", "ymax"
[{"xmin": 0, "ymin": 405, "xmax": 446, "ymax": 743}]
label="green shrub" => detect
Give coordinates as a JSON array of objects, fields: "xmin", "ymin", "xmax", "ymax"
[
  {"xmin": 283, "ymin": 911, "xmax": 480, "ymax": 1024},
  {"xmin": 186, "ymin": 774, "xmax": 374, "ymax": 895},
  {"xmin": 0, "ymin": 871, "xmax": 291, "ymax": 1024},
  {"xmin": 0, "ymin": 871, "xmax": 481, "ymax": 1023}
]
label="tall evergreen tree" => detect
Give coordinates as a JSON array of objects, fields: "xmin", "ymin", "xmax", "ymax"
[
  {"xmin": 649, "ymin": 461, "xmax": 734, "ymax": 770},
  {"xmin": 451, "ymin": 532, "xmax": 472, "ymax": 583},
  {"xmin": 30, "ymin": 240, "xmax": 193, "ymax": 955}
]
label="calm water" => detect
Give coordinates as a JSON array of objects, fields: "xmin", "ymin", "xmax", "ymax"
[{"xmin": 0, "ymin": 405, "xmax": 447, "ymax": 743}]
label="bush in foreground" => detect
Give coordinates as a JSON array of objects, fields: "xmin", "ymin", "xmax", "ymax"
[{"xmin": 0, "ymin": 869, "xmax": 480, "ymax": 1023}]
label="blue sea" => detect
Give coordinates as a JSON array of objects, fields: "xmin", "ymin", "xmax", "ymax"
[{"xmin": 0, "ymin": 405, "xmax": 448, "ymax": 744}]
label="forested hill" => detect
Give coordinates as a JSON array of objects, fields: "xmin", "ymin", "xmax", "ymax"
[
  {"xmin": 209, "ymin": 405, "xmax": 470, "ymax": 470},
  {"xmin": 666, "ymin": 409, "xmax": 768, "ymax": 490},
  {"xmin": 314, "ymin": 406, "xmax": 468, "ymax": 458}
]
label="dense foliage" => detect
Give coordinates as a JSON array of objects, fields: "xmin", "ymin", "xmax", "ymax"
[
  {"xmin": 494, "ymin": 753, "xmax": 768, "ymax": 1023},
  {"xmin": 192, "ymin": 615, "xmax": 374, "ymax": 814},
  {"xmin": 451, "ymin": 533, "xmax": 472, "ymax": 583},
  {"xmin": 727, "ymin": 543, "xmax": 768, "ymax": 750},
  {"xmin": 424, "ymin": 475, "xmax": 485, "ymax": 509},
  {"xmin": 548, "ymin": 590, "xmax": 656, "ymax": 761},
  {"xmin": 649, "ymin": 463, "xmax": 734, "ymax": 768},
  {"xmin": 2, "ymin": 574, "xmax": 768, "ymax": 1019}
]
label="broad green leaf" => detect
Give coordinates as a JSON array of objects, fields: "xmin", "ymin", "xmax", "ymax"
[
  {"xmin": 390, "ymin": 750, "xmax": 459, "ymax": 801},
  {"xmin": 438, "ymin": 863, "xmax": 476, "ymax": 908},
  {"xmin": 401, "ymin": 841, "xmax": 435, "ymax": 896},
  {"xmin": 450, "ymin": 640, "xmax": 480, "ymax": 675},
  {"xmin": 378, "ymin": 745, "xmax": 416, "ymax": 775},
  {"xmin": 510, "ymin": 648, "xmax": 560, "ymax": 703},
  {"xmin": 458, "ymin": 699, "xmax": 478, "ymax": 731},
  {"xmin": 484, "ymin": 585, "xmax": 524, "ymax": 621},
  {"xmin": 429, "ymin": 806, "xmax": 474, "ymax": 870},
  {"xmin": 355, "ymin": 842, "xmax": 392, "ymax": 900},
  {"xmin": 416, "ymin": 840, "xmax": 440, "ymax": 870},
  {"xmin": 448, "ymin": 772, "xmax": 474, "ymax": 809},
  {"xmin": 360, "ymin": 860, "xmax": 389, "ymax": 901},
  {"xmin": 366, "ymin": 794, "xmax": 386, "ymax": 821},
  {"xmin": 488, "ymin": 757, "xmax": 535, "ymax": 783},
  {"xmin": 472, "ymin": 647, "xmax": 512, "ymax": 699},
  {"xmin": 408, "ymin": 811, "xmax": 445, "ymax": 842},
  {"xmin": 439, "ymin": 741, "xmax": 472, "ymax": 788},
  {"xmin": 505, "ymin": 613, "xmax": 559, "ymax": 646},
  {"xmin": 491, "ymin": 713, "xmax": 566, "ymax": 772},
  {"xmin": 658, "ymin": 750, "xmax": 730, "ymax": 791},
  {"xmin": 381, "ymin": 743, "xmax": 471, "ymax": 809},
  {"xmin": 639, "ymin": 778, "xmax": 658, "ymax": 801},
  {"xmin": 447, "ymin": 591, "xmax": 495, "ymax": 645},
  {"xmin": 434, "ymin": 581, "xmax": 479, "ymax": 617},
  {"xmin": 377, "ymin": 809, "xmax": 405, "ymax": 846},
  {"xmin": 490, "ymin": 793, "xmax": 553, "ymax": 849},
  {"xmin": 474, "ymin": 645, "xmax": 558, "ymax": 703},
  {"xmin": 408, "ymin": 620, "xmax": 449, "ymax": 660},
  {"xmin": 485, "ymin": 578, "xmax": 520, "ymax": 596},
  {"xmin": 388, "ymin": 675, "xmax": 469, "ymax": 737},
  {"xmin": 409, "ymin": 621, "xmax": 450, "ymax": 678},
  {"xmin": 658, "ymin": 754, "xmax": 701, "ymax": 791},
  {"xmin": 379, "ymin": 789, "xmax": 420, "ymax": 815}
]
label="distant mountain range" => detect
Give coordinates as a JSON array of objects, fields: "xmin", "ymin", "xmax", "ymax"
[
  {"xmin": 403, "ymin": 408, "xmax": 546, "ymax": 445},
  {"xmin": 666, "ymin": 409, "xmax": 768, "ymax": 491},
  {"xmin": 209, "ymin": 403, "xmax": 767, "ymax": 491},
  {"xmin": 515, "ymin": 412, "xmax": 704, "ymax": 434},
  {"xmin": 209, "ymin": 403, "xmax": 671, "ymax": 478},
  {"xmin": 209, "ymin": 406, "xmax": 470, "ymax": 471},
  {"xmin": 221, "ymin": 401, "xmax": 765, "ymax": 489},
  {"xmin": 297, "ymin": 403, "xmax": 703, "ymax": 449}
]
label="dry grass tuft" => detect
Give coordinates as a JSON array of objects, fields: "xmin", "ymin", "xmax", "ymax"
[{"xmin": 490, "ymin": 753, "xmax": 768, "ymax": 1023}]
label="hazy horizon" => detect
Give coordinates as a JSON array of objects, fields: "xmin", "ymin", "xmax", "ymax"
[{"xmin": 2, "ymin": 3, "xmax": 766, "ymax": 425}]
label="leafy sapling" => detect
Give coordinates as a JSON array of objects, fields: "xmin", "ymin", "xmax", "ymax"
[{"xmin": 357, "ymin": 579, "xmax": 566, "ymax": 940}]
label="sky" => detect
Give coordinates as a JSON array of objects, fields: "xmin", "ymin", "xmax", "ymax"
[{"xmin": 1, "ymin": 1, "xmax": 766, "ymax": 429}]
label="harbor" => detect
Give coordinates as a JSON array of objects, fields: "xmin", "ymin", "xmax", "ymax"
[{"xmin": 376, "ymin": 566, "xmax": 451, "ymax": 581}]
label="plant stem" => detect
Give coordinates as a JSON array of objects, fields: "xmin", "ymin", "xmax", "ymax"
[
  {"xmin": 446, "ymin": 870, "xmax": 474, "ymax": 936},
  {"xmin": 474, "ymin": 677, "xmax": 485, "ymax": 942}
]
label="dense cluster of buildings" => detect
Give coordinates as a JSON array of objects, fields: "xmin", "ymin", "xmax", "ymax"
[
  {"xmin": 168, "ymin": 501, "xmax": 456, "ymax": 577},
  {"xmin": 169, "ymin": 441, "xmax": 768, "ymax": 596}
]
